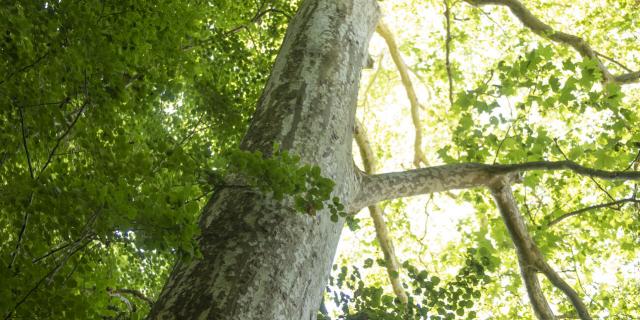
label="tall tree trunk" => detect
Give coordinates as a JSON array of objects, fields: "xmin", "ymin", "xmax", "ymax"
[{"xmin": 148, "ymin": 0, "xmax": 379, "ymax": 319}]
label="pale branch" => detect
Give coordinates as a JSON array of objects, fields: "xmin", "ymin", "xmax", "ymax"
[
  {"xmin": 110, "ymin": 288, "xmax": 154, "ymax": 306},
  {"xmin": 354, "ymin": 120, "xmax": 409, "ymax": 304},
  {"xmin": 490, "ymin": 178, "xmax": 592, "ymax": 320},
  {"xmin": 376, "ymin": 21, "xmax": 429, "ymax": 167},
  {"xmin": 351, "ymin": 160, "xmax": 640, "ymax": 211},
  {"xmin": 108, "ymin": 290, "xmax": 135, "ymax": 312},
  {"xmin": 464, "ymin": 0, "xmax": 640, "ymax": 84},
  {"xmin": 518, "ymin": 257, "xmax": 556, "ymax": 319},
  {"xmin": 547, "ymin": 197, "xmax": 640, "ymax": 227}
]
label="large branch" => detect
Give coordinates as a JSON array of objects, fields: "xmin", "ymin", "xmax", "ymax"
[
  {"xmin": 354, "ymin": 121, "xmax": 409, "ymax": 304},
  {"xmin": 465, "ymin": 0, "xmax": 640, "ymax": 84},
  {"xmin": 490, "ymin": 177, "xmax": 592, "ymax": 320},
  {"xmin": 490, "ymin": 179, "xmax": 556, "ymax": 319},
  {"xmin": 376, "ymin": 21, "xmax": 429, "ymax": 167},
  {"xmin": 351, "ymin": 160, "xmax": 640, "ymax": 211}
]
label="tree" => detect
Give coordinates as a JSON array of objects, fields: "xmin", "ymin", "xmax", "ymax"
[
  {"xmin": 2, "ymin": 0, "xmax": 639, "ymax": 319},
  {"xmin": 1, "ymin": 1, "xmax": 295, "ymax": 318}
]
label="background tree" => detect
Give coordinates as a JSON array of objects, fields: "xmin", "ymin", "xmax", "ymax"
[
  {"xmin": 1, "ymin": 0, "xmax": 639, "ymax": 319},
  {"xmin": 1, "ymin": 0, "xmax": 295, "ymax": 318}
]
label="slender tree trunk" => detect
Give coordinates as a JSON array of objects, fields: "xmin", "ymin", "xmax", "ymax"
[{"xmin": 148, "ymin": 0, "xmax": 379, "ymax": 319}]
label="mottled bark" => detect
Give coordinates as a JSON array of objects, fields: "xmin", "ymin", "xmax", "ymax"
[
  {"xmin": 148, "ymin": 0, "xmax": 379, "ymax": 319},
  {"xmin": 351, "ymin": 160, "xmax": 640, "ymax": 211},
  {"xmin": 489, "ymin": 177, "xmax": 556, "ymax": 320},
  {"xmin": 490, "ymin": 176, "xmax": 592, "ymax": 320}
]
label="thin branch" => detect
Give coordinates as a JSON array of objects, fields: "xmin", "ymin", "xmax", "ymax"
[
  {"xmin": 376, "ymin": 20, "xmax": 429, "ymax": 168},
  {"xmin": 32, "ymin": 231, "xmax": 97, "ymax": 264},
  {"xmin": 624, "ymin": 149, "xmax": 640, "ymax": 171},
  {"xmin": 594, "ymin": 51, "xmax": 634, "ymax": 73},
  {"xmin": 32, "ymin": 239, "xmax": 76, "ymax": 264},
  {"xmin": 37, "ymin": 100, "xmax": 89, "ymax": 179},
  {"xmin": 18, "ymin": 106, "xmax": 34, "ymax": 179},
  {"xmin": 224, "ymin": 8, "xmax": 291, "ymax": 35},
  {"xmin": 354, "ymin": 120, "xmax": 408, "ymax": 304},
  {"xmin": 5, "ymin": 239, "xmax": 91, "ymax": 319},
  {"xmin": 554, "ymin": 139, "xmax": 615, "ymax": 202},
  {"xmin": 464, "ymin": 0, "xmax": 640, "ymax": 84},
  {"xmin": 492, "ymin": 123, "xmax": 513, "ymax": 164},
  {"xmin": 23, "ymin": 97, "xmax": 71, "ymax": 109},
  {"xmin": 0, "ymin": 51, "xmax": 50, "ymax": 86},
  {"xmin": 8, "ymin": 192, "xmax": 34, "ymax": 270},
  {"xmin": 351, "ymin": 160, "xmax": 640, "ymax": 211},
  {"xmin": 547, "ymin": 197, "xmax": 640, "ymax": 227},
  {"xmin": 444, "ymin": 0, "xmax": 454, "ymax": 108}
]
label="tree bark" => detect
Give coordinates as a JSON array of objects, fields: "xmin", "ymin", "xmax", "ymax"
[{"xmin": 147, "ymin": 0, "xmax": 379, "ymax": 319}]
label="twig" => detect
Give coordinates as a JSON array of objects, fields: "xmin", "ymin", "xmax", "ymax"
[
  {"xmin": 624, "ymin": 149, "xmax": 640, "ymax": 171},
  {"xmin": 547, "ymin": 197, "xmax": 639, "ymax": 227},
  {"xmin": 492, "ymin": 123, "xmax": 513, "ymax": 164},
  {"xmin": 554, "ymin": 139, "xmax": 615, "ymax": 202},
  {"xmin": 224, "ymin": 8, "xmax": 291, "ymax": 35},
  {"xmin": 33, "ymin": 208, "xmax": 100, "ymax": 264},
  {"xmin": 594, "ymin": 51, "xmax": 634, "ymax": 73}
]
